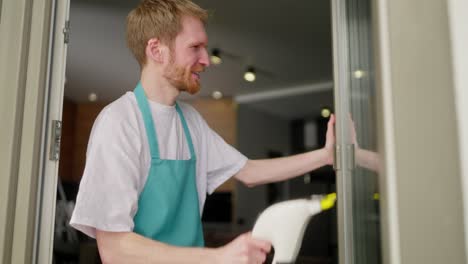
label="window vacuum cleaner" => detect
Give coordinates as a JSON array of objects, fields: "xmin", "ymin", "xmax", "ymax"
[{"xmin": 252, "ymin": 193, "xmax": 337, "ymax": 264}]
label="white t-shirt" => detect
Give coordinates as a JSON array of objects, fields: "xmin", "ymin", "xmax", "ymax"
[{"xmin": 70, "ymin": 92, "xmax": 247, "ymax": 239}]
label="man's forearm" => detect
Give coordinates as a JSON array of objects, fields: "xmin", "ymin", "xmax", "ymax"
[
  {"xmin": 355, "ymin": 148, "xmax": 381, "ymax": 173},
  {"xmin": 97, "ymin": 231, "xmax": 218, "ymax": 264},
  {"xmin": 235, "ymin": 148, "xmax": 332, "ymax": 187}
]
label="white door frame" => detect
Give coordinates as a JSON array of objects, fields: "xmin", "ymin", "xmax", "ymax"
[
  {"xmin": 447, "ymin": 0, "xmax": 468, "ymax": 261},
  {"xmin": 0, "ymin": 0, "xmax": 68, "ymax": 263},
  {"xmin": 35, "ymin": 0, "xmax": 70, "ymax": 263}
]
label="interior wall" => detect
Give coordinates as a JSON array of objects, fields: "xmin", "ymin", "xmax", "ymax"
[
  {"xmin": 376, "ymin": 0, "xmax": 465, "ymax": 263},
  {"xmin": 188, "ymin": 98, "xmax": 237, "ymax": 146},
  {"xmin": 236, "ymin": 104, "xmax": 291, "ymax": 227}
]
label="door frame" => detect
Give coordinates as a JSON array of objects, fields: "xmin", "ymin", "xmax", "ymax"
[
  {"xmin": 330, "ymin": 0, "xmax": 355, "ymax": 263},
  {"xmin": 0, "ymin": 0, "xmax": 65, "ymax": 263},
  {"xmin": 35, "ymin": 0, "xmax": 70, "ymax": 263},
  {"xmin": 447, "ymin": 0, "xmax": 468, "ymax": 259}
]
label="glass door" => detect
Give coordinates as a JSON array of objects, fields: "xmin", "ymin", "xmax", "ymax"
[{"xmin": 331, "ymin": 0, "xmax": 381, "ymax": 263}]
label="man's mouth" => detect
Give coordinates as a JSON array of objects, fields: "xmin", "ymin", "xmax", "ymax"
[
  {"xmin": 190, "ymin": 65, "xmax": 205, "ymax": 81},
  {"xmin": 191, "ymin": 71, "xmax": 201, "ymax": 81}
]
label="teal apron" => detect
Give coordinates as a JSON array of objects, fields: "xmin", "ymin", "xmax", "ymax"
[{"xmin": 132, "ymin": 82, "xmax": 204, "ymax": 247}]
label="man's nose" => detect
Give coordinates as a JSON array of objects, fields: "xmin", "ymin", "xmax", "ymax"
[{"xmin": 199, "ymin": 48, "xmax": 210, "ymax": 67}]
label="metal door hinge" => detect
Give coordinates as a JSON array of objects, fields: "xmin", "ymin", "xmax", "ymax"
[
  {"xmin": 63, "ymin": 20, "xmax": 70, "ymax": 44},
  {"xmin": 333, "ymin": 144, "xmax": 356, "ymax": 171},
  {"xmin": 49, "ymin": 120, "xmax": 62, "ymax": 161}
]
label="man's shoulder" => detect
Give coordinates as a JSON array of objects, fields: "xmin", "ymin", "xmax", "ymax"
[
  {"xmin": 93, "ymin": 92, "xmax": 140, "ymax": 131},
  {"xmin": 105, "ymin": 91, "xmax": 135, "ymax": 111},
  {"xmin": 87, "ymin": 92, "xmax": 143, "ymax": 150},
  {"xmin": 101, "ymin": 92, "xmax": 138, "ymax": 119}
]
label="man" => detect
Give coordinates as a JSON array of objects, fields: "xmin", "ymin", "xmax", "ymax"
[{"xmin": 70, "ymin": 0, "xmax": 335, "ymax": 263}]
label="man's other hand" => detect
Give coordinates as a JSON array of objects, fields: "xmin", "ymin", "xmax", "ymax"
[{"xmin": 215, "ymin": 232, "xmax": 271, "ymax": 264}]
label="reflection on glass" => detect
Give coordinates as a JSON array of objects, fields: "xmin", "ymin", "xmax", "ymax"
[{"xmin": 346, "ymin": 0, "xmax": 382, "ymax": 263}]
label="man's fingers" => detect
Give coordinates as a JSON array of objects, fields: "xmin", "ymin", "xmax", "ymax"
[
  {"xmin": 250, "ymin": 250, "xmax": 267, "ymax": 264},
  {"xmin": 327, "ymin": 114, "xmax": 335, "ymax": 130},
  {"xmin": 249, "ymin": 238, "xmax": 271, "ymax": 253},
  {"xmin": 326, "ymin": 114, "xmax": 336, "ymax": 146},
  {"xmin": 248, "ymin": 243, "xmax": 268, "ymax": 264},
  {"xmin": 239, "ymin": 233, "xmax": 270, "ymax": 263}
]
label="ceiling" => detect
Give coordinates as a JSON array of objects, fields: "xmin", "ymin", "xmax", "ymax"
[{"xmin": 65, "ymin": 0, "xmax": 334, "ymax": 120}]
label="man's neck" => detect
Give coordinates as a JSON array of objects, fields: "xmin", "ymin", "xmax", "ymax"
[{"xmin": 140, "ymin": 68, "xmax": 179, "ymax": 106}]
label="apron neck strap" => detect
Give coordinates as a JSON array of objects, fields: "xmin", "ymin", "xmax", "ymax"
[
  {"xmin": 134, "ymin": 82, "xmax": 196, "ymax": 160},
  {"xmin": 175, "ymin": 103, "xmax": 196, "ymax": 158},
  {"xmin": 134, "ymin": 83, "xmax": 160, "ymax": 159}
]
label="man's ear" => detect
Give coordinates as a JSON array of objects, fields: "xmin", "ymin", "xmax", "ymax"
[{"xmin": 146, "ymin": 38, "xmax": 166, "ymax": 64}]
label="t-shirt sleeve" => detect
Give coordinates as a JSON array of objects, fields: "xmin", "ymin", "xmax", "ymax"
[
  {"xmin": 70, "ymin": 107, "xmax": 142, "ymax": 238},
  {"xmin": 202, "ymin": 120, "xmax": 248, "ymax": 194}
]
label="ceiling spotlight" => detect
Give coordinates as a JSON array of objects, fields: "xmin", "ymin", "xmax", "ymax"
[
  {"xmin": 212, "ymin": 91, "xmax": 223, "ymax": 100},
  {"xmin": 88, "ymin": 93, "xmax": 98, "ymax": 102},
  {"xmin": 210, "ymin": 48, "xmax": 222, "ymax": 65},
  {"xmin": 244, "ymin": 67, "xmax": 256, "ymax": 82},
  {"xmin": 353, "ymin": 70, "xmax": 365, "ymax": 79},
  {"xmin": 321, "ymin": 107, "xmax": 331, "ymax": 118}
]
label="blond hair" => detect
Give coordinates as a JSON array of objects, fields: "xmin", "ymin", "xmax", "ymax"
[{"xmin": 126, "ymin": 0, "xmax": 208, "ymax": 67}]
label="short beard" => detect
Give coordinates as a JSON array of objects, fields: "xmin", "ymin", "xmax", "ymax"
[
  {"xmin": 165, "ymin": 65, "xmax": 200, "ymax": 95},
  {"xmin": 163, "ymin": 54, "xmax": 201, "ymax": 95}
]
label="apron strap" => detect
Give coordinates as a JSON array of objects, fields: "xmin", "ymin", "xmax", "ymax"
[
  {"xmin": 134, "ymin": 82, "xmax": 197, "ymax": 160},
  {"xmin": 134, "ymin": 83, "xmax": 160, "ymax": 159},
  {"xmin": 175, "ymin": 103, "xmax": 196, "ymax": 160}
]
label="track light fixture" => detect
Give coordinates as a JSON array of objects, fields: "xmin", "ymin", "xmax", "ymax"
[
  {"xmin": 210, "ymin": 48, "xmax": 222, "ymax": 65},
  {"xmin": 244, "ymin": 66, "xmax": 256, "ymax": 82},
  {"xmin": 209, "ymin": 48, "xmax": 272, "ymax": 83}
]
